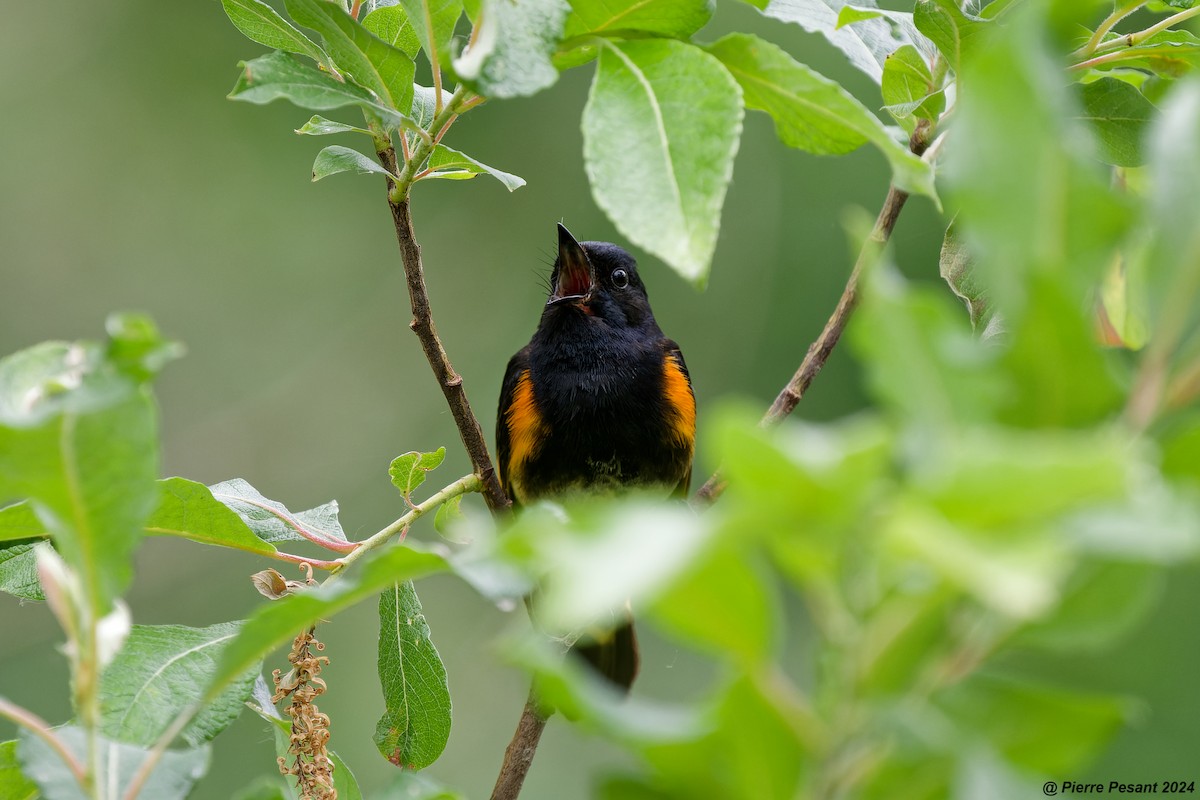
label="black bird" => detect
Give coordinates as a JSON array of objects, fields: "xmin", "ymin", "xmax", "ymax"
[{"xmin": 496, "ymin": 223, "xmax": 696, "ymax": 689}]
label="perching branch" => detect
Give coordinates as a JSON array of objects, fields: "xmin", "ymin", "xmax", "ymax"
[
  {"xmin": 489, "ymin": 690, "xmax": 550, "ymax": 800},
  {"xmin": 372, "ymin": 90, "xmax": 511, "ymax": 515},
  {"xmin": 693, "ymin": 127, "xmax": 934, "ymax": 507},
  {"xmin": 0, "ymin": 697, "xmax": 87, "ymax": 786}
]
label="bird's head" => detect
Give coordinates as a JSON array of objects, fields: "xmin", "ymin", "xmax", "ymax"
[{"xmin": 543, "ymin": 223, "xmax": 655, "ymax": 331}]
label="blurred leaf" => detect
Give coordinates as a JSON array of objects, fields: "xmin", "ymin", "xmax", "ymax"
[
  {"xmin": 103, "ymin": 314, "xmax": 184, "ymax": 382},
  {"xmin": 0, "ymin": 501, "xmax": 42, "ymax": 544},
  {"xmin": 203, "ymin": 545, "xmax": 447, "ymax": 704},
  {"xmin": 0, "ymin": 541, "xmax": 40, "ymax": 601},
  {"xmin": 0, "ymin": 336, "xmax": 158, "ymax": 618},
  {"xmin": 857, "ymin": 587, "xmax": 954, "ymax": 695},
  {"xmin": 453, "ymin": 0, "xmax": 570, "ymax": 99},
  {"xmin": 998, "ymin": 278, "xmax": 1124, "ymax": 427},
  {"xmin": 884, "ymin": 501, "xmax": 1068, "ymax": 619},
  {"xmin": 295, "ymin": 115, "xmax": 372, "ymax": 136},
  {"xmin": 913, "ymin": 0, "xmax": 986, "ymax": 72},
  {"xmin": 363, "ymin": 4, "xmax": 422, "ymax": 59},
  {"xmin": 378, "ymin": 772, "xmax": 464, "ymax": 799},
  {"xmin": 99, "ymin": 622, "xmax": 259, "ymax": 747},
  {"xmin": 946, "ymin": 9, "xmax": 1132, "ymax": 321},
  {"xmin": 506, "ymin": 635, "xmax": 704, "ymax": 743},
  {"xmin": 232, "ymin": 777, "xmax": 291, "ymax": 800},
  {"xmin": 373, "ymin": 582, "xmax": 451, "ymax": 769},
  {"xmin": 312, "ymin": 144, "xmax": 397, "ymax": 181},
  {"xmin": 208, "ymin": 477, "xmax": 349, "ymax": 547},
  {"xmin": 222, "ymin": 0, "xmax": 330, "ymax": 65},
  {"xmin": 649, "ymin": 545, "xmax": 776, "ymax": 664},
  {"xmin": 388, "ymin": 447, "xmax": 446, "ymax": 498},
  {"xmin": 852, "ymin": 274, "xmax": 1003, "ymax": 429},
  {"xmin": 747, "ymin": 0, "xmax": 925, "ymax": 84},
  {"xmin": 17, "ymin": 727, "xmax": 208, "ymax": 800},
  {"xmin": 938, "ymin": 221, "xmax": 991, "ymax": 330},
  {"xmin": 937, "ymin": 673, "xmax": 1130, "ymax": 773},
  {"xmin": 595, "ymin": 775, "xmax": 670, "ymax": 800},
  {"xmin": 0, "ymin": 739, "xmax": 38, "ymax": 800},
  {"xmin": 563, "ymin": 0, "xmax": 713, "ymax": 39},
  {"xmin": 882, "ymin": 44, "xmax": 946, "ymax": 127},
  {"xmin": 229, "ymin": 51, "xmax": 415, "ymax": 132},
  {"xmin": 641, "ymin": 676, "xmax": 807, "ymax": 800},
  {"xmin": 513, "ymin": 500, "xmax": 716, "ymax": 633},
  {"xmin": 708, "ymin": 34, "xmax": 936, "ymax": 201},
  {"xmin": 433, "ymin": 494, "xmax": 463, "ymax": 535},
  {"xmin": 910, "ymin": 427, "xmax": 1128, "ymax": 529},
  {"xmin": 1143, "ymin": 80, "xmax": 1200, "ymax": 354},
  {"xmin": 421, "ymin": 146, "xmax": 526, "ymax": 190},
  {"xmin": 1076, "ymin": 77, "xmax": 1155, "ymax": 166},
  {"xmin": 583, "ymin": 38, "xmax": 743, "ymax": 285},
  {"xmin": 837, "ymin": 5, "xmax": 882, "ymax": 27},
  {"xmin": 1065, "ymin": 477, "xmax": 1200, "ymax": 562},
  {"xmin": 285, "ymin": 0, "xmax": 416, "ymax": 113},
  {"xmin": 398, "ymin": 0, "xmax": 462, "ymax": 68},
  {"xmin": 1012, "ymin": 561, "xmax": 1164, "ymax": 651},
  {"xmin": 147, "ymin": 478, "xmax": 279, "ymax": 556}
]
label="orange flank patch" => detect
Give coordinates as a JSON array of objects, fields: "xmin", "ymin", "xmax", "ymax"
[
  {"xmin": 662, "ymin": 356, "xmax": 696, "ymax": 450},
  {"xmin": 505, "ymin": 370, "xmax": 545, "ymax": 499}
]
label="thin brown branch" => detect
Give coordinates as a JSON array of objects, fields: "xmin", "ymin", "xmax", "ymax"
[
  {"xmin": 693, "ymin": 185, "xmax": 913, "ymax": 506},
  {"xmin": 489, "ymin": 691, "xmax": 550, "ymax": 800},
  {"xmin": 0, "ymin": 697, "xmax": 87, "ymax": 785},
  {"xmin": 380, "ymin": 147, "xmax": 510, "ymax": 513}
]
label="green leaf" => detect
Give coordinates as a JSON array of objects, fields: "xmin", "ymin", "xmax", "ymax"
[
  {"xmin": 203, "ymin": 545, "xmax": 447, "ymax": 704},
  {"xmin": 881, "ymin": 44, "xmax": 945, "ymax": 126},
  {"xmin": 945, "ymin": 9, "xmax": 1132, "ymax": 322},
  {"xmin": 295, "ymin": 115, "xmax": 372, "ymax": 136},
  {"xmin": 1089, "ymin": 30, "xmax": 1200, "ymax": 78},
  {"xmin": 0, "ymin": 336, "xmax": 159, "ymax": 617},
  {"xmin": 432, "ymin": 494, "xmax": 463, "ymax": 536},
  {"xmin": 388, "ymin": 447, "xmax": 446, "ymax": 498},
  {"xmin": 285, "ymin": 0, "xmax": 416, "ymax": 113},
  {"xmin": 398, "ymin": 0, "xmax": 463, "ymax": 68},
  {"xmin": 0, "ymin": 739, "xmax": 39, "ymax": 800},
  {"xmin": 363, "ymin": 5, "xmax": 422, "ymax": 59},
  {"xmin": 1013, "ymin": 561, "xmax": 1163, "ymax": 652},
  {"xmin": 453, "ymin": 0, "xmax": 570, "ymax": 99},
  {"xmin": 411, "ymin": 85, "xmax": 453, "ymax": 129},
  {"xmin": 99, "ymin": 622, "xmax": 260, "ymax": 747},
  {"xmin": 146, "ymin": 478, "xmax": 278, "ymax": 556},
  {"xmin": 936, "ymin": 674, "xmax": 1130, "ymax": 773},
  {"xmin": 207, "ymin": 477, "xmax": 349, "ymax": 547},
  {"xmin": 1142, "ymin": 80, "xmax": 1200, "ymax": 355},
  {"xmin": 913, "ymin": 0, "xmax": 986, "ymax": 72},
  {"xmin": 17, "ymin": 726, "xmax": 208, "ymax": 800},
  {"xmin": 0, "ymin": 501, "xmax": 43, "ymax": 544},
  {"xmin": 649, "ymin": 545, "xmax": 776, "ymax": 664},
  {"xmin": 222, "ymin": 0, "xmax": 330, "ymax": 66},
  {"xmin": 373, "ymin": 582, "xmax": 452, "ymax": 770},
  {"xmin": 0, "ymin": 541, "xmax": 41, "ymax": 601},
  {"xmin": 938, "ymin": 220, "xmax": 991, "ymax": 331},
  {"xmin": 232, "ymin": 777, "xmax": 291, "ymax": 800},
  {"xmin": 421, "ymin": 145, "xmax": 525, "ymax": 190},
  {"xmin": 229, "ymin": 51, "xmax": 415, "ymax": 132},
  {"xmin": 378, "ymin": 772, "xmax": 464, "ymax": 799},
  {"xmin": 563, "ymin": 0, "xmax": 713, "ymax": 39},
  {"xmin": 1076, "ymin": 77, "xmax": 1155, "ymax": 166},
  {"xmin": 836, "ymin": 5, "xmax": 882, "ymax": 27},
  {"xmin": 707, "ymin": 34, "xmax": 936, "ymax": 202},
  {"xmin": 312, "ymin": 144, "xmax": 397, "ymax": 181},
  {"xmin": 851, "ymin": 275, "xmax": 1004, "ymax": 429},
  {"xmin": 512, "ymin": 500, "xmax": 716, "ymax": 634},
  {"xmin": 748, "ymin": 0, "xmax": 924, "ymax": 84},
  {"xmin": 582, "ymin": 38, "xmax": 742, "ymax": 285}
]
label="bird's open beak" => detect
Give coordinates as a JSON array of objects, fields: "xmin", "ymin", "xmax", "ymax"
[{"xmin": 548, "ymin": 223, "xmax": 595, "ymax": 306}]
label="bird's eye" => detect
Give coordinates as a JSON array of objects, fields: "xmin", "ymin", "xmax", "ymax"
[{"xmin": 611, "ymin": 268, "xmax": 629, "ymax": 289}]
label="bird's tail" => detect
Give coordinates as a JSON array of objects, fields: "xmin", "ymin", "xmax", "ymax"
[{"xmin": 573, "ymin": 618, "xmax": 639, "ymax": 692}]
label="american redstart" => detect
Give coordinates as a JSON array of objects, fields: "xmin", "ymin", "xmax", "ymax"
[{"xmin": 496, "ymin": 223, "xmax": 696, "ymax": 690}]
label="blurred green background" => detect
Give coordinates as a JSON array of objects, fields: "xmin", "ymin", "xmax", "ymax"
[{"xmin": 1, "ymin": 1, "xmax": 1196, "ymax": 797}]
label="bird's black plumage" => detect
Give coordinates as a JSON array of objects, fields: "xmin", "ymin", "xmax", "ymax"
[{"xmin": 496, "ymin": 224, "xmax": 696, "ymax": 690}]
